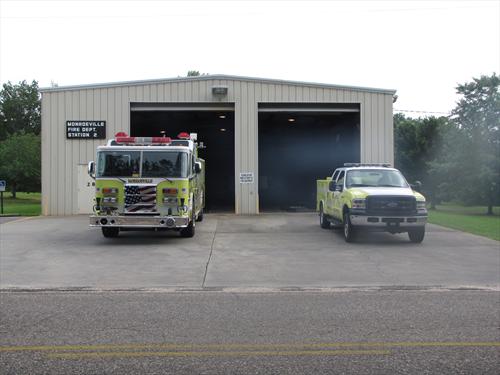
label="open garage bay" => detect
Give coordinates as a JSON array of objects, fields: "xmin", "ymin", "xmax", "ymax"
[
  {"xmin": 131, "ymin": 105, "xmax": 235, "ymax": 212},
  {"xmin": 258, "ymin": 104, "xmax": 360, "ymax": 212}
]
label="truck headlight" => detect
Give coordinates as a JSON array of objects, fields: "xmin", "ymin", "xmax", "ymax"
[
  {"xmin": 417, "ymin": 201, "xmax": 427, "ymax": 211},
  {"xmin": 102, "ymin": 197, "xmax": 117, "ymax": 203},
  {"xmin": 352, "ymin": 198, "xmax": 366, "ymax": 210},
  {"xmin": 163, "ymin": 188, "xmax": 178, "ymax": 195},
  {"xmin": 102, "ymin": 187, "xmax": 118, "ymax": 195}
]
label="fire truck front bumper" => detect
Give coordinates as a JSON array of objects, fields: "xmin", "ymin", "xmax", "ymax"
[{"xmin": 89, "ymin": 215, "xmax": 189, "ymax": 229}]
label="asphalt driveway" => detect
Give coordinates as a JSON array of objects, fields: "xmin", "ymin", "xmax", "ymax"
[{"xmin": 1, "ymin": 214, "xmax": 499, "ymax": 289}]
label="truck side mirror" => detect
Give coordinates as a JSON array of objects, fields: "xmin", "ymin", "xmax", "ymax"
[
  {"xmin": 329, "ymin": 181, "xmax": 336, "ymax": 191},
  {"xmin": 412, "ymin": 180, "xmax": 422, "ymax": 190},
  {"xmin": 87, "ymin": 161, "xmax": 95, "ymax": 179},
  {"xmin": 194, "ymin": 161, "xmax": 202, "ymax": 174}
]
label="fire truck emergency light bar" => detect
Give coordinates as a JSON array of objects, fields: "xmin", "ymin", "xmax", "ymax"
[
  {"xmin": 113, "ymin": 132, "xmax": 196, "ymax": 145},
  {"xmin": 344, "ymin": 163, "xmax": 391, "ymax": 168}
]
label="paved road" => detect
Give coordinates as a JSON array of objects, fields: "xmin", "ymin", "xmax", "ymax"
[
  {"xmin": 1, "ymin": 290, "xmax": 499, "ymax": 374},
  {"xmin": 1, "ymin": 214, "xmax": 499, "ymax": 289}
]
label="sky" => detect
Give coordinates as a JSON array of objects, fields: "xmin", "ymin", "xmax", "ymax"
[{"xmin": 0, "ymin": 0, "xmax": 498, "ymax": 116}]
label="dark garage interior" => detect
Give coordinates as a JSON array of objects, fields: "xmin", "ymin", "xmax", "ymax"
[
  {"xmin": 131, "ymin": 107, "xmax": 235, "ymax": 212},
  {"xmin": 258, "ymin": 105, "xmax": 360, "ymax": 211}
]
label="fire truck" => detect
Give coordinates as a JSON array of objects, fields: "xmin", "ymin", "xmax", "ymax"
[{"xmin": 87, "ymin": 132, "xmax": 205, "ymax": 238}]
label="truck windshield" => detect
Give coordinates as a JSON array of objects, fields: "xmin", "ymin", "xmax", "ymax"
[
  {"xmin": 346, "ymin": 169, "xmax": 408, "ymax": 188},
  {"xmin": 97, "ymin": 151, "xmax": 189, "ymax": 178},
  {"xmin": 142, "ymin": 151, "xmax": 188, "ymax": 178},
  {"xmin": 97, "ymin": 151, "xmax": 141, "ymax": 177}
]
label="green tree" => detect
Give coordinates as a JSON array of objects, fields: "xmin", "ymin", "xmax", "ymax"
[
  {"xmin": 448, "ymin": 73, "xmax": 500, "ymax": 214},
  {"xmin": 187, "ymin": 71, "xmax": 201, "ymax": 77},
  {"xmin": 0, "ymin": 80, "xmax": 41, "ymax": 141},
  {"xmin": 394, "ymin": 113, "xmax": 450, "ymax": 207},
  {"xmin": 0, "ymin": 133, "xmax": 41, "ymax": 198}
]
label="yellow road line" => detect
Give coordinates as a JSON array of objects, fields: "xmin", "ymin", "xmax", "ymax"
[
  {"xmin": 1, "ymin": 342, "xmax": 499, "ymax": 352},
  {"xmin": 47, "ymin": 349, "xmax": 391, "ymax": 359}
]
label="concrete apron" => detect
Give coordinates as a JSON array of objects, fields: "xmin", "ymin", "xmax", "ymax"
[{"xmin": 0, "ymin": 214, "xmax": 499, "ymax": 290}]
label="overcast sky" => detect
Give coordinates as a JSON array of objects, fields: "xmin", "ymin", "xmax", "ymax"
[{"xmin": 0, "ymin": 0, "xmax": 498, "ymax": 116}]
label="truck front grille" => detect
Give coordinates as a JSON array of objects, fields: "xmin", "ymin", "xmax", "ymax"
[
  {"xmin": 366, "ymin": 196, "xmax": 416, "ymax": 216},
  {"xmin": 124, "ymin": 185, "xmax": 157, "ymax": 213}
]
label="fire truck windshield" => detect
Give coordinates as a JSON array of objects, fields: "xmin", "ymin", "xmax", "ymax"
[
  {"xmin": 142, "ymin": 151, "xmax": 189, "ymax": 178},
  {"xmin": 97, "ymin": 151, "xmax": 189, "ymax": 178}
]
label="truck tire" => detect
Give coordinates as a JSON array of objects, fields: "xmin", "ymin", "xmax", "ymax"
[
  {"xmin": 319, "ymin": 204, "xmax": 330, "ymax": 229},
  {"xmin": 196, "ymin": 209, "xmax": 204, "ymax": 222},
  {"xmin": 102, "ymin": 227, "xmax": 119, "ymax": 238},
  {"xmin": 408, "ymin": 227, "xmax": 425, "ymax": 243},
  {"xmin": 343, "ymin": 211, "xmax": 357, "ymax": 243},
  {"xmin": 181, "ymin": 209, "xmax": 196, "ymax": 238}
]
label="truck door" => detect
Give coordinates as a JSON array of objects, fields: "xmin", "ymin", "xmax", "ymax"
[
  {"xmin": 191, "ymin": 154, "xmax": 202, "ymax": 214},
  {"xmin": 332, "ymin": 170, "xmax": 345, "ymax": 219},
  {"xmin": 325, "ymin": 170, "xmax": 339, "ymax": 215}
]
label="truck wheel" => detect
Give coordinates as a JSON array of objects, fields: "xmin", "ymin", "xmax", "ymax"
[
  {"xmin": 319, "ymin": 204, "xmax": 330, "ymax": 229},
  {"xmin": 408, "ymin": 227, "xmax": 425, "ymax": 243},
  {"xmin": 180, "ymin": 220, "xmax": 195, "ymax": 237},
  {"xmin": 181, "ymin": 209, "xmax": 196, "ymax": 238},
  {"xmin": 343, "ymin": 212, "xmax": 356, "ymax": 243},
  {"xmin": 102, "ymin": 227, "xmax": 119, "ymax": 238},
  {"xmin": 196, "ymin": 209, "xmax": 204, "ymax": 222}
]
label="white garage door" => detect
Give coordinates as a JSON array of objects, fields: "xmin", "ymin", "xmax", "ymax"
[{"xmin": 77, "ymin": 164, "xmax": 95, "ymax": 214}]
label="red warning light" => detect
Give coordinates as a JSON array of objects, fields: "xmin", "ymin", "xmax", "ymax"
[
  {"xmin": 115, "ymin": 131, "xmax": 128, "ymax": 137},
  {"xmin": 152, "ymin": 137, "xmax": 172, "ymax": 143},
  {"xmin": 177, "ymin": 132, "xmax": 190, "ymax": 140},
  {"xmin": 115, "ymin": 136, "xmax": 136, "ymax": 143}
]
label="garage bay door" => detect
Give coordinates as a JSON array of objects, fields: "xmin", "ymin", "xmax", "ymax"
[
  {"xmin": 258, "ymin": 103, "xmax": 360, "ymax": 211},
  {"xmin": 130, "ymin": 103, "xmax": 235, "ymax": 212}
]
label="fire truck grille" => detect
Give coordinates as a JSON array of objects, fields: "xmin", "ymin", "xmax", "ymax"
[
  {"xmin": 124, "ymin": 185, "xmax": 157, "ymax": 213},
  {"xmin": 366, "ymin": 196, "xmax": 417, "ymax": 216}
]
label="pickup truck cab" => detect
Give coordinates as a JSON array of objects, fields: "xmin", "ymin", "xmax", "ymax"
[{"xmin": 317, "ymin": 163, "xmax": 427, "ymax": 243}]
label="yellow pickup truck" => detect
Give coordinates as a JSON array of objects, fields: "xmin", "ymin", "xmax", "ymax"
[{"xmin": 317, "ymin": 163, "xmax": 427, "ymax": 243}]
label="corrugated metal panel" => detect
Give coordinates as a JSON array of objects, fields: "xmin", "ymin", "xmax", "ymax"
[{"xmin": 41, "ymin": 77, "xmax": 394, "ymax": 215}]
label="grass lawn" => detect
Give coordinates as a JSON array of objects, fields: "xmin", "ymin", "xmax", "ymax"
[
  {"xmin": 0, "ymin": 192, "xmax": 41, "ymax": 216},
  {"xmin": 428, "ymin": 203, "xmax": 500, "ymax": 241}
]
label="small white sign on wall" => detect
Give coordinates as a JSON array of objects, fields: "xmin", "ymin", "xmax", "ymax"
[{"xmin": 239, "ymin": 172, "xmax": 254, "ymax": 184}]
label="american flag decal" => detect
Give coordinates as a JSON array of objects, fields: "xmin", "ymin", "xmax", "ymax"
[{"xmin": 125, "ymin": 185, "xmax": 157, "ymax": 212}]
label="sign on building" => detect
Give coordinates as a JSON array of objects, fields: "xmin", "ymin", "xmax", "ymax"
[
  {"xmin": 66, "ymin": 121, "xmax": 106, "ymax": 139},
  {"xmin": 239, "ymin": 172, "xmax": 254, "ymax": 184}
]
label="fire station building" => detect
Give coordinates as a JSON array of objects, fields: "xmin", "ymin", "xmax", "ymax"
[{"xmin": 40, "ymin": 75, "xmax": 396, "ymax": 215}]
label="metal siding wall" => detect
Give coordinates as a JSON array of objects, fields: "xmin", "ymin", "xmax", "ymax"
[
  {"xmin": 42, "ymin": 78, "xmax": 393, "ymax": 215},
  {"xmin": 57, "ymin": 92, "xmax": 65, "ymax": 215},
  {"xmin": 50, "ymin": 93, "xmax": 58, "ymax": 215},
  {"xmin": 41, "ymin": 94, "xmax": 50, "ymax": 215},
  {"xmin": 234, "ymin": 80, "xmax": 242, "ymax": 214},
  {"xmin": 385, "ymin": 95, "xmax": 394, "ymax": 165},
  {"xmin": 247, "ymin": 82, "xmax": 257, "ymax": 213}
]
